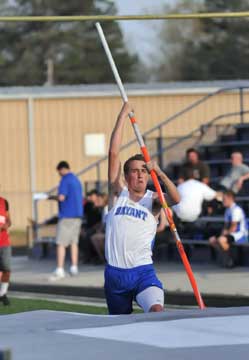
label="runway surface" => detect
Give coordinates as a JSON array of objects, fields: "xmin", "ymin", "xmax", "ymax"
[{"xmin": 1, "ymin": 307, "xmax": 249, "ymax": 359}]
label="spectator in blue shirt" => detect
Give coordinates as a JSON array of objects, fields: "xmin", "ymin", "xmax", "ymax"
[{"xmin": 49, "ymin": 161, "xmax": 83, "ymax": 281}]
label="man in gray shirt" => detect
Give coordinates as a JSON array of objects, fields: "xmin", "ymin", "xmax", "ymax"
[{"xmin": 220, "ymin": 152, "xmax": 249, "ymax": 193}]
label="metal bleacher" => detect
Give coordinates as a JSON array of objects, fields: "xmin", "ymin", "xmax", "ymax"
[{"xmin": 158, "ymin": 122, "xmax": 249, "ymax": 266}]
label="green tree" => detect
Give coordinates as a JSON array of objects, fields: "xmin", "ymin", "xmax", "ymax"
[
  {"xmin": 155, "ymin": 0, "xmax": 249, "ymax": 81},
  {"xmin": 0, "ymin": 0, "xmax": 138, "ymax": 85}
]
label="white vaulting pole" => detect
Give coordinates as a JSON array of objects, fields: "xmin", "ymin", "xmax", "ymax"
[
  {"xmin": 96, "ymin": 23, "xmax": 128, "ymax": 102},
  {"xmin": 96, "ymin": 22, "xmax": 206, "ymax": 310}
]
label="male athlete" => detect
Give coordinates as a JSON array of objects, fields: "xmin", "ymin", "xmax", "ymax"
[{"xmin": 105, "ymin": 103, "xmax": 180, "ymax": 314}]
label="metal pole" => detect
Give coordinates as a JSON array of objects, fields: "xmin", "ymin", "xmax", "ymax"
[
  {"xmin": 27, "ymin": 97, "xmax": 36, "ymax": 219},
  {"xmin": 239, "ymin": 87, "xmax": 244, "ymax": 124},
  {"xmin": 27, "ymin": 97, "xmax": 38, "ymax": 247},
  {"xmin": 96, "ymin": 22, "xmax": 205, "ymax": 310},
  {"xmin": 2, "ymin": 11, "xmax": 249, "ymax": 22}
]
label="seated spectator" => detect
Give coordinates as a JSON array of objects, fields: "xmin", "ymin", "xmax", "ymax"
[
  {"xmin": 173, "ymin": 168, "xmax": 222, "ymax": 223},
  {"xmin": 178, "ymin": 148, "xmax": 210, "ymax": 185},
  {"xmin": 90, "ymin": 231, "xmax": 105, "ymax": 264},
  {"xmin": 220, "ymin": 152, "xmax": 249, "ymax": 193},
  {"xmin": 90, "ymin": 192, "xmax": 108, "ymax": 264},
  {"xmin": 209, "ymin": 190, "xmax": 248, "ymax": 268},
  {"xmin": 79, "ymin": 189, "xmax": 103, "ymax": 263}
]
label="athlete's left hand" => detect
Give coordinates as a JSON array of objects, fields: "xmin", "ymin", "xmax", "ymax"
[{"xmin": 146, "ymin": 160, "xmax": 163, "ymax": 176}]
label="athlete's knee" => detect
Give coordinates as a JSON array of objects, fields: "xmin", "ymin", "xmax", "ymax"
[{"xmin": 149, "ymin": 304, "xmax": 164, "ymax": 312}]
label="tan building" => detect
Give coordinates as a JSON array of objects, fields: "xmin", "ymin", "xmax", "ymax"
[{"xmin": 0, "ymin": 81, "xmax": 249, "ymax": 231}]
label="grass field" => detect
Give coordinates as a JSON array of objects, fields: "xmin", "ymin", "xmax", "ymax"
[{"xmin": 0, "ymin": 297, "xmax": 108, "ymax": 315}]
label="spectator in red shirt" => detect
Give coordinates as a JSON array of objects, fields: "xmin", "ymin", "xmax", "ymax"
[{"xmin": 0, "ymin": 197, "xmax": 12, "ymax": 305}]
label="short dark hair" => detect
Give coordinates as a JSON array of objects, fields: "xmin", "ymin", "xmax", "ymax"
[
  {"xmin": 86, "ymin": 189, "xmax": 100, "ymax": 197},
  {"xmin": 123, "ymin": 154, "xmax": 145, "ymax": 175},
  {"xmin": 223, "ymin": 190, "xmax": 235, "ymax": 200},
  {"xmin": 56, "ymin": 161, "xmax": 70, "ymax": 171},
  {"xmin": 186, "ymin": 148, "xmax": 200, "ymax": 157}
]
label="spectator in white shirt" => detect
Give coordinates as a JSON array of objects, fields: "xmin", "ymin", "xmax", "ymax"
[{"xmin": 173, "ymin": 168, "xmax": 221, "ymax": 223}]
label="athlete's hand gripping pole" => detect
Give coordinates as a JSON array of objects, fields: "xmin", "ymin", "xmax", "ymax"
[{"xmin": 96, "ymin": 22, "xmax": 205, "ymax": 310}]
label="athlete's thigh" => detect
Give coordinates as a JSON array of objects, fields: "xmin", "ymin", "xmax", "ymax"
[
  {"xmin": 136, "ymin": 286, "xmax": 164, "ymax": 313},
  {"xmin": 105, "ymin": 287, "xmax": 133, "ymax": 315},
  {"xmin": 104, "ymin": 265, "xmax": 133, "ymax": 315},
  {"xmin": 136, "ymin": 265, "xmax": 163, "ymax": 295}
]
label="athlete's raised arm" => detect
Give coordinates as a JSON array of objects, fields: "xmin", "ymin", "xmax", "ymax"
[{"xmin": 108, "ymin": 103, "xmax": 132, "ymax": 203}]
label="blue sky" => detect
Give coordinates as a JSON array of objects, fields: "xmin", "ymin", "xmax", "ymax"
[{"xmin": 115, "ymin": 0, "xmax": 169, "ymax": 14}]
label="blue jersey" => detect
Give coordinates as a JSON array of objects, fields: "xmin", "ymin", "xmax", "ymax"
[{"xmin": 58, "ymin": 173, "xmax": 83, "ymax": 219}]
